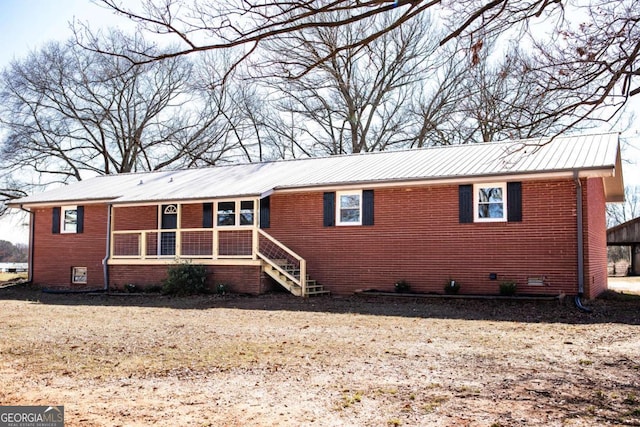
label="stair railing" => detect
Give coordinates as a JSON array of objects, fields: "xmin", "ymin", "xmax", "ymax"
[{"xmin": 256, "ymin": 229, "xmax": 307, "ymax": 296}]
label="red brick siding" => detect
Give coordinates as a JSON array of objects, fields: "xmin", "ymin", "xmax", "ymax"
[
  {"xmin": 114, "ymin": 206, "xmax": 157, "ymax": 231},
  {"xmin": 583, "ymin": 178, "xmax": 608, "ymax": 298},
  {"xmin": 32, "ymin": 205, "xmax": 108, "ymax": 288},
  {"xmin": 267, "ymin": 180, "xmax": 583, "ymax": 296},
  {"xmin": 109, "ymin": 264, "xmax": 268, "ymax": 294},
  {"xmin": 181, "ymin": 203, "xmax": 204, "ymax": 229}
]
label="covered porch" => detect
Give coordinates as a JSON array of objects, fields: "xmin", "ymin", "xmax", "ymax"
[{"xmin": 107, "ymin": 199, "xmax": 328, "ymax": 296}]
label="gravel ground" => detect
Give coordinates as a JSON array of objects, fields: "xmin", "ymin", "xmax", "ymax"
[{"xmin": 1, "ymin": 283, "xmax": 639, "ymax": 426}]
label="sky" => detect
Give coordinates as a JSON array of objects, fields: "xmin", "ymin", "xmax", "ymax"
[{"xmin": 0, "ymin": 0, "xmax": 639, "ymax": 244}]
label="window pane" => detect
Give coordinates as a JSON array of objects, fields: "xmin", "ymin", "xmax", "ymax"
[
  {"xmin": 488, "ymin": 203, "xmax": 503, "ymax": 218},
  {"xmin": 478, "ymin": 187, "xmax": 503, "ymax": 203},
  {"xmin": 340, "ymin": 194, "xmax": 360, "ymax": 208},
  {"xmin": 477, "ymin": 186, "xmax": 505, "ymax": 219},
  {"xmin": 338, "ymin": 193, "xmax": 361, "ymax": 224},
  {"xmin": 217, "ymin": 202, "xmax": 235, "ymax": 226},
  {"xmin": 63, "ymin": 209, "xmax": 77, "ymax": 232},
  {"xmin": 340, "ymin": 208, "xmax": 360, "ymax": 223},
  {"xmin": 240, "ymin": 200, "xmax": 254, "ymax": 226}
]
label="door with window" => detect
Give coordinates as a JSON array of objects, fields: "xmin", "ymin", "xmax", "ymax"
[{"xmin": 160, "ymin": 204, "xmax": 178, "ymax": 256}]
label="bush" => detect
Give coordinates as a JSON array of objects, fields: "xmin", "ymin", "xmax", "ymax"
[
  {"xmin": 444, "ymin": 279, "xmax": 460, "ymax": 294},
  {"xmin": 162, "ymin": 262, "xmax": 208, "ymax": 296},
  {"xmin": 394, "ymin": 280, "xmax": 410, "ymax": 293},
  {"xmin": 499, "ymin": 280, "xmax": 517, "ymax": 296}
]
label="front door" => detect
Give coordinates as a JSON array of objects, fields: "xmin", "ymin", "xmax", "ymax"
[{"xmin": 160, "ymin": 204, "xmax": 177, "ymax": 256}]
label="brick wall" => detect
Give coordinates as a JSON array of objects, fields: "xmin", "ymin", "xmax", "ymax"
[
  {"xmin": 267, "ymin": 180, "xmax": 588, "ymax": 296},
  {"xmin": 32, "ymin": 204, "xmax": 108, "ymax": 288},
  {"xmin": 108, "ymin": 264, "xmax": 268, "ymax": 294},
  {"xmin": 583, "ymin": 178, "xmax": 608, "ymax": 298},
  {"xmin": 181, "ymin": 203, "xmax": 204, "ymax": 229},
  {"xmin": 113, "ymin": 206, "xmax": 157, "ymax": 231}
]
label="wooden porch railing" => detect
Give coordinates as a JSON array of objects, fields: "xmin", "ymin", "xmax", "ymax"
[
  {"xmin": 256, "ymin": 229, "xmax": 307, "ymax": 296},
  {"xmin": 111, "ymin": 228, "xmax": 254, "ymax": 260},
  {"xmin": 111, "ymin": 227, "xmax": 308, "ymax": 295}
]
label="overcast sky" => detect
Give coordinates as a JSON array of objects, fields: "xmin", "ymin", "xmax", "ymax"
[{"xmin": 0, "ymin": 0, "xmax": 639, "ymax": 244}]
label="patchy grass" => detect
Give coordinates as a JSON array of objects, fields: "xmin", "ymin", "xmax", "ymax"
[{"xmin": 1, "ymin": 284, "xmax": 639, "ymax": 426}]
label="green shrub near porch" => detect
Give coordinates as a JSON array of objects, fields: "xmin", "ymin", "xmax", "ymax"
[{"xmin": 162, "ymin": 262, "xmax": 208, "ymax": 296}]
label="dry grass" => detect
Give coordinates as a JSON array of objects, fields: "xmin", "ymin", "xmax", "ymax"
[
  {"xmin": 1, "ymin": 284, "xmax": 640, "ymax": 426},
  {"xmin": 0, "ymin": 272, "xmax": 27, "ymax": 282}
]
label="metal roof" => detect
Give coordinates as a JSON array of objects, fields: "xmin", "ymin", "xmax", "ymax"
[{"xmin": 10, "ymin": 132, "xmax": 624, "ymax": 207}]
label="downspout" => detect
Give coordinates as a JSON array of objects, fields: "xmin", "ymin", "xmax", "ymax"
[
  {"xmin": 573, "ymin": 172, "xmax": 592, "ymax": 313},
  {"xmin": 102, "ymin": 204, "xmax": 113, "ymax": 291},
  {"xmin": 19, "ymin": 205, "xmax": 35, "ymax": 283}
]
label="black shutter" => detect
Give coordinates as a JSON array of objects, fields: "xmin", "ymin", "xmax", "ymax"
[
  {"xmin": 362, "ymin": 190, "xmax": 374, "ymax": 226},
  {"xmin": 259, "ymin": 197, "xmax": 270, "ymax": 229},
  {"xmin": 459, "ymin": 185, "xmax": 473, "ymax": 223},
  {"xmin": 323, "ymin": 192, "xmax": 335, "ymax": 227},
  {"xmin": 507, "ymin": 182, "xmax": 522, "ymax": 222},
  {"xmin": 52, "ymin": 207, "xmax": 61, "ymax": 234},
  {"xmin": 76, "ymin": 206, "xmax": 84, "ymax": 233},
  {"xmin": 203, "ymin": 203, "xmax": 213, "ymax": 228}
]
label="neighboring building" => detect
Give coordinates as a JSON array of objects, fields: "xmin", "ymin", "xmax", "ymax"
[
  {"xmin": 8, "ymin": 133, "xmax": 624, "ymax": 299},
  {"xmin": 607, "ymin": 217, "xmax": 640, "ymax": 276},
  {"xmin": 0, "ymin": 263, "xmax": 28, "ymax": 273}
]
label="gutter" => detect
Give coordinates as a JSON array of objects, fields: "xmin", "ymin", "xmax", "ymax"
[
  {"xmin": 102, "ymin": 204, "xmax": 113, "ymax": 291},
  {"xmin": 19, "ymin": 205, "xmax": 34, "ymax": 283},
  {"xmin": 573, "ymin": 172, "xmax": 592, "ymax": 313}
]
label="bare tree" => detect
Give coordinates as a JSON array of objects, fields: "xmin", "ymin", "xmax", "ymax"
[
  {"xmin": 456, "ymin": 44, "xmax": 596, "ymax": 143},
  {"xmin": 0, "ymin": 31, "xmax": 246, "ymax": 207},
  {"xmin": 259, "ymin": 11, "xmax": 443, "ymax": 154},
  {"xmin": 88, "ymin": 0, "xmax": 639, "ymax": 134},
  {"xmin": 607, "ymin": 185, "xmax": 640, "ymax": 228}
]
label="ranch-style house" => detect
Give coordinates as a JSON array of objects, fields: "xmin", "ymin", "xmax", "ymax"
[{"xmin": 9, "ymin": 132, "xmax": 624, "ymax": 299}]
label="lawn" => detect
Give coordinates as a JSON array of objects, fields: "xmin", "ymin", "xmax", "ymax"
[{"xmin": 1, "ymin": 284, "xmax": 639, "ymax": 426}]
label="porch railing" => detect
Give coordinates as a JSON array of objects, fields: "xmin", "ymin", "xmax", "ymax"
[
  {"xmin": 256, "ymin": 229, "xmax": 307, "ymax": 296},
  {"xmin": 112, "ymin": 228, "xmax": 254, "ymax": 260}
]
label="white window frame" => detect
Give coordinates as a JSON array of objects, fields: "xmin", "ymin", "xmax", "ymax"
[
  {"xmin": 216, "ymin": 199, "xmax": 256, "ymax": 227},
  {"xmin": 474, "ymin": 182, "xmax": 507, "ymax": 222},
  {"xmin": 61, "ymin": 205, "xmax": 78, "ymax": 233},
  {"xmin": 336, "ymin": 190, "xmax": 362, "ymax": 226}
]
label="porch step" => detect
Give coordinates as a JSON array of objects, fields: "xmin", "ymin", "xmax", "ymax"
[{"xmin": 262, "ymin": 263, "xmax": 330, "ymax": 297}]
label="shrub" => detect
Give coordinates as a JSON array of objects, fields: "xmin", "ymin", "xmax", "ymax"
[
  {"xmin": 162, "ymin": 262, "xmax": 208, "ymax": 296},
  {"xmin": 499, "ymin": 280, "xmax": 517, "ymax": 296},
  {"xmin": 394, "ymin": 280, "xmax": 410, "ymax": 293},
  {"xmin": 216, "ymin": 283, "xmax": 229, "ymax": 295},
  {"xmin": 444, "ymin": 279, "xmax": 460, "ymax": 295}
]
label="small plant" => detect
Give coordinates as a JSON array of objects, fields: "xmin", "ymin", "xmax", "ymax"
[
  {"xmin": 162, "ymin": 262, "xmax": 208, "ymax": 296},
  {"xmin": 124, "ymin": 283, "xmax": 138, "ymax": 293},
  {"xmin": 499, "ymin": 280, "xmax": 517, "ymax": 296},
  {"xmin": 444, "ymin": 279, "xmax": 460, "ymax": 295},
  {"xmin": 216, "ymin": 283, "xmax": 229, "ymax": 295},
  {"xmin": 394, "ymin": 280, "xmax": 410, "ymax": 293}
]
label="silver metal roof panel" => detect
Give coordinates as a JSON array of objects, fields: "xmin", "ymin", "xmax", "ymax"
[{"xmin": 10, "ymin": 132, "xmax": 623, "ymax": 207}]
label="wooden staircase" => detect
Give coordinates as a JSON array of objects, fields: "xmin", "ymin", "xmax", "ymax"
[
  {"xmin": 257, "ymin": 230, "xmax": 330, "ymax": 297},
  {"xmin": 262, "ymin": 262, "xmax": 330, "ymax": 297}
]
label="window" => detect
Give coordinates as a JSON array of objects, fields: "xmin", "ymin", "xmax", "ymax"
[
  {"xmin": 460, "ymin": 183, "xmax": 522, "ymax": 224},
  {"xmin": 240, "ymin": 201, "xmax": 254, "ymax": 226},
  {"xmin": 474, "ymin": 183, "xmax": 507, "ymax": 221},
  {"xmin": 217, "ymin": 202, "xmax": 235, "ymax": 226},
  {"xmin": 62, "ymin": 206, "xmax": 78, "ymax": 233},
  {"xmin": 53, "ymin": 206, "xmax": 84, "ymax": 234},
  {"xmin": 324, "ymin": 190, "xmax": 374, "ymax": 227},
  {"xmin": 72, "ymin": 267, "xmax": 87, "ymax": 284},
  {"xmin": 336, "ymin": 191, "xmax": 362, "ymax": 226},
  {"xmin": 216, "ymin": 200, "xmax": 255, "ymax": 227}
]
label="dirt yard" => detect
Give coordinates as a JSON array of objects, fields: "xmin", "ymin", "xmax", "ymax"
[{"xmin": 1, "ymin": 284, "xmax": 639, "ymax": 427}]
